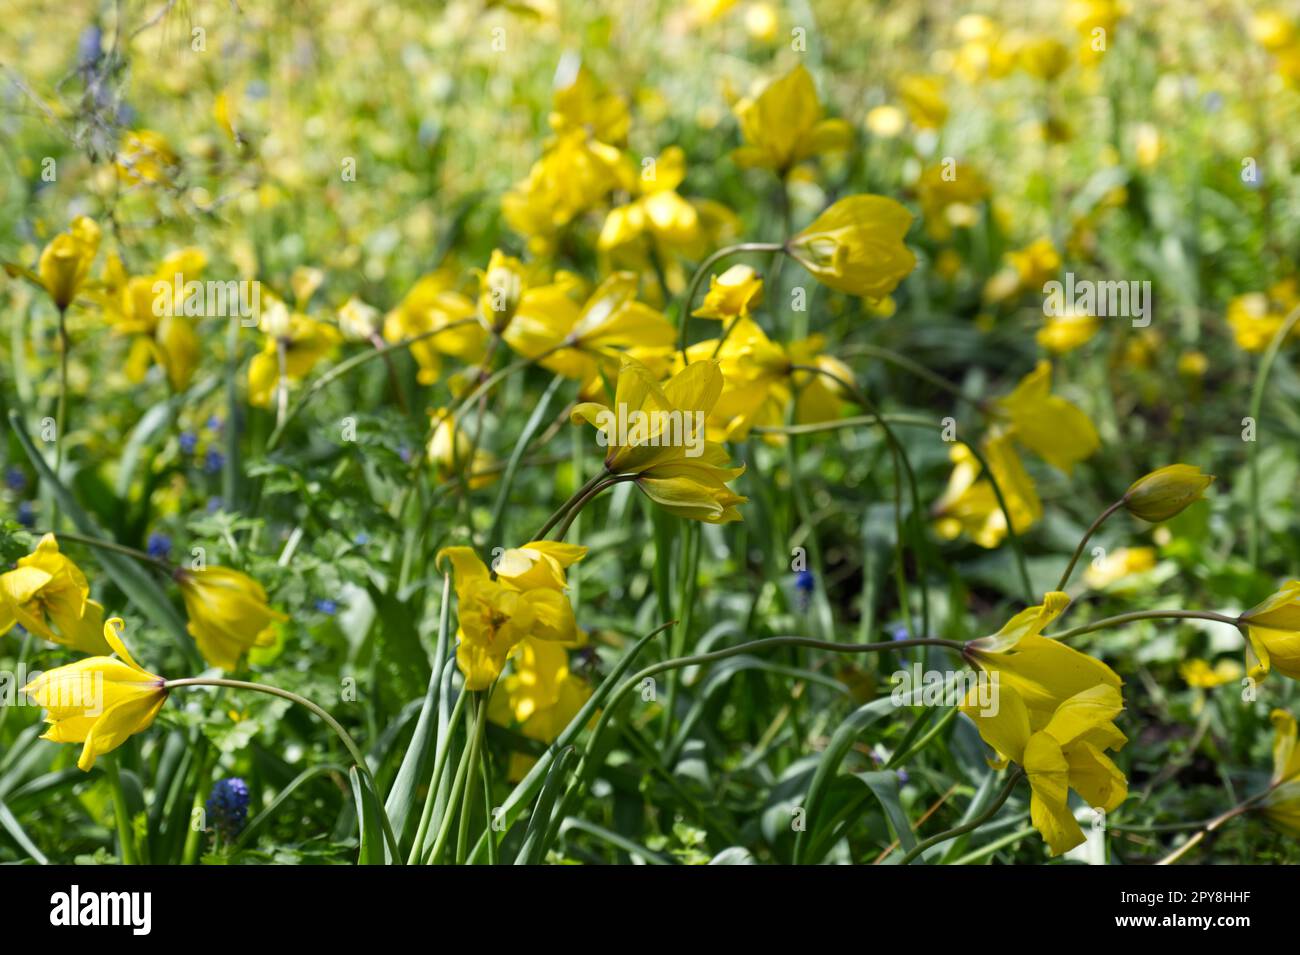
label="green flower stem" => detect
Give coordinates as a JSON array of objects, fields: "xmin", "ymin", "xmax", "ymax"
[
  {"xmin": 427, "ymin": 692, "xmax": 487, "ymax": 865},
  {"xmin": 105, "ymin": 755, "xmax": 138, "ymax": 865},
  {"xmin": 1247, "ymin": 302, "xmax": 1300, "ymax": 568},
  {"xmin": 1048, "ymin": 608, "xmax": 1242, "ymax": 642},
  {"xmin": 752, "ymin": 411, "xmax": 1034, "ymax": 601},
  {"xmin": 164, "ymin": 677, "xmax": 401, "ymax": 863},
  {"xmin": 896, "ymin": 767, "xmax": 1024, "ymax": 865},
  {"xmin": 531, "ymin": 468, "xmax": 610, "ymax": 542},
  {"xmin": 550, "ymin": 475, "xmax": 636, "ymax": 542},
  {"xmin": 406, "ymin": 687, "xmax": 469, "ymax": 865},
  {"xmin": 789, "ymin": 363, "xmax": 931, "ymax": 636},
  {"xmin": 843, "ymin": 344, "xmax": 989, "ymax": 411},
  {"xmin": 1155, "ymin": 785, "xmax": 1276, "ymax": 865},
  {"xmin": 675, "ymin": 242, "xmax": 785, "ymax": 360},
  {"xmin": 52, "ymin": 305, "xmax": 69, "ymax": 529},
  {"xmin": 265, "ymin": 318, "xmax": 481, "ymax": 452},
  {"xmin": 39, "ymin": 529, "xmax": 173, "ymax": 572},
  {"xmin": 1054, "ymin": 499, "xmax": 1124, "ymax": 593},
  {"xmin": 487, "ymin": 372, "xmax": 567, "ymax": 547}
]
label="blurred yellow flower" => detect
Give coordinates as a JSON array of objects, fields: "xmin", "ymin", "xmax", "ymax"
[
  {"xmin": 692, "ymin": 264, "xmax": 764, "ymax": 320},
  {"xmin": 933, "ymin": 433, "xmax": 1042, "ymax": 549},
  {"xmin": 248, "ymin": 303, "xmax": 342, "ymax": 409},
  {"xmin": 984, "ymin": 238, "xmax": 1061, "ymax": 305},
  {"xmin": 732, "ymin": 64, "xmax": 853, "ymax": 173},
  {"xmin": 106, "ymin": 248, "xmax": 205, "ymax": 392},
  {"xmin": 488, "ymin": 636, "xmax": 592, "ymax": 780},
  {"xmin": 37, "ymin": 216, "xmax": 100, "ymax": 311},
  {"xmin": 1018, "ymin": 36, "xmax": 1071, "ymax": 82},
  {"xmin": 865, "ymin": 105, "xmax": 906, "ymax": 138},
  {"xmin": 22, "ymin": 618, "xmax": 167, "ymax": 771},
  {"xmin": 916, "ymin": 162, "xmax": 988, "ymax": 240},
  {"xmin": 997, "ymin": 361, "xmax": 1099, "ymax": 474},
  {"xmin": 437, "ymin": 547, "xmax": 580, "ymax": 690},
  {"xmin": 897, "ymin": 74, "xmax": 947, "ymax": 129},
  {"xmin": 1179, "ymin": 657, "xmax": 1243, "ymax": 689},
  {"xmin": 1084, "ymin": 547, "xmax": 1156, "ymax": 590},
  {"xmin": 503, "ymin": 272, "xmax": 674, "ymax": 384},
  {"xmin": 599, "ymin": 146, "xmax": 703, "ymax": 257},
  {"xmin": 383, "ymin": 272, "xmax": 483, "ymax": 385},
  {"xmin": 1225, "ymin": 281, "xmax": 1300, "ymax": 352},
  {"xmin": 116, "ymin": 129, "xmax": 179, "ymax": 185},
  {"xmin": 786, "ymin": 195, "xmax": 916, "ymax": 299},
  {"xmin": 427, "ymin": 408, "xmax": 497, "ymax": 490},
  {"xmin": 572, "ymin": 356, "xmax": 747, "ymax": 523},
  {"xmin": 0, "ymin": 534, "xmax": 110, "ymax": 655},
  {"xmin": 477, "ymin": 250, "xmax": 528, "ymax": 333},
  {"xmin": 176, "ymin": 566, "xmax": 288, "ymax": 671}
]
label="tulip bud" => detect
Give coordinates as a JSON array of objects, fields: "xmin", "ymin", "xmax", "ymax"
[{"xmin": 1122, "ymin": 464, "xmax": 1213, "ymax": 522}]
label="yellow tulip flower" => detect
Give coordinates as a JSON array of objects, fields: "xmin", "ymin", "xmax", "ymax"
[
  {"xmin": 1263, "ymin": 709, "xmax": 1300, "ymax": 834},
  {"xmin": 22, "ymin": 618, "xmax": 167, "ymax": 771},
  {"xmin": 1179, "ymin": 657, "xmax": 1243, "ymax": 689},
  {"xmin": 731, "ymin": 64, "xmax": 853, "ymax": 173},
  {"xmin": 248, "ymin": 303, "xmax": 343, "ymax": 408},
  {"xmin": 572, "ymin": 356, "xmax": 747, "ymax": 524},
  {"xmin": 477, "ymin": 250, "xmax": 529, "ymax": 333},
  {"xmin": 896, "ymin": 74, "xmax": 948, "ymax": 129},
  {"xmin": 983, "ymin": 237, "xmax": 1060, "ymax": 305},
  {"xmin": 488, "ymin": 636, "xmax": 592, "ymax": 781},
  {"xmin": 1239, "ymin": 581, "xmax": 1300, "ymax": 680},
  {"xmin": 1225, "ymin": 280, "xmax": 1300, "ymax": 353},
  {"xmin": 0, "ymin": 534, "xmax": 110, "ymax": 655},
  {"xmin": 106, "ymin": 249, "xmax": 205, "ymax": 392},
  {"xmin": 437, "ymin": 547, "xmax": 581, "ymax": 690},
  {"xmin": 915, "ymin": 162, "xmax": 988, "ymax": 240},
  {"xmin": 175, "ymin": 566, "xmax": 288, "ymax": 671},
  {"xmin": 503, "ymin": 273, "xmax": 675, "ymax": 384},
  {"xmin": 786, "ymin": 195, "xmax": 917, "ymax": 299},
  {"xmin": 427, "ymin": 408, "xmax": 497, "ymax": 490},
  {"xmin": 599, "ymin": 146, "xmax": 703, "ymax": 257},
  {"xmin": 1122, "ymin": 464, "xmax": 1214, "ymax": 523},
  {"xmin": 382, "ymin": 271, "xmax": 484, "ymax": 385},
  {"xmin": 37, "ymin": 216, "xmax": 100, "ymax": 311},
  {"xmin": 964, "ymin": 591, "xmax": 1123, "ymax": 721},
  {"xmin": 962, "ymin": 682, "xmax": 1127, "ymax": 856},
  {"xmin": 932, "ymin": 434, "xmax": 1042, "ymax": 549},
  {"xmin": 691, "ymin": 265, "xmax": 764, "ymax": 321},
  {"xmin": 1083, "ymin": 547, "xmax": 1157, "ymax": 590},
  {"xmin": 688, "ymin": 317, "xmax": 851, "ymax": 441},
  {"xmin": 996, "ymin": 361, "xmax": 1099, "ymax": 474}
]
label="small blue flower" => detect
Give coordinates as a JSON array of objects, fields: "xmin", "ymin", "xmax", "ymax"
[
  {"xmin": 354, "ymin": 532, "xmax": 370, "ymax": 546},
  {"xmin": 179, "ymin": 431, "xmax": 198, "ymax": 454},
  {"xmin": 204, "ymin": 448, "xmax": 224, "ymax": 475},
  {"xmin": 147, "ymin": 532, "xmax": 172, "ymax": 561},
  {"xmin": 5, "ymin": 467, "xmax": 26, "ymax": 493},
  {"xmin": 206, "ymin": 415, "xmax": 224, "ymax": 433},
  {"xmin": 207, "ymin": 497, "xmax": 222, "ymax": 513},
  {"xmin": 398, "ymin": 444, "xmax": 412, "ymax": 464},
  {"xmin": 206, "ymin": 778, "xmax": 250, "ymax": 839},
  {"xmin": 895, "ymin": 769, "xmax": 909, "ymax": 785},
  {"xmin": 17, "ymin": 501, "xmax": 35, "ymax": 527},
  {"xmin": 889, "ymin": 622, "xmax": 911, "ymax": 642},
  {"xmin": 794, "ymin": 570, "xmax": 815, "ymax": 593},
  {"xmin": 315, "ymin": 598, "xmax": 338, "ymax": 616}
]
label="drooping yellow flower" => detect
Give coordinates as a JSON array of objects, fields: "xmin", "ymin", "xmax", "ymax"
[
  {"xmin": 915, "ymin": 162, "xmax": 988, "ymax": 240},
  {"xmin": 962, "ymin": 682, "xmax": 1127, "ymax": 856},
  {"xmin": 427, "ymin": 408, "xmax": 497, "ymax": 490},
  {"xmin": 688, "ymin": 317, "xmax": 851, "ymax": 441},
  {"xmin": 1018, "ymin": 36, "xmax": 1071, "ymax": 82},
  {"xmin": 964, "ymin": 591, "xmax": 1123, "ymax": 720},
  {"xmin": 1263, "ymin": 709, "xmax": 1300, "ymax": 834},
  {"xmin": 1083, "ymin": 547, "xmax": 1156, "ymax": 590},
  {"xmin": 503, "ymin": 273, "xmax": 675, "ymax": 384},
  {"xmin": 896, "ymin": 74, "xmax": 948, "ymax": 129},
  {"xmin": 37, "ymin": 216, "xmax": 100, "ymax": 311},
  {"xmin": 106, "ymin": 248, "xmax": 205, "ymax": 392},
  {"xmin": 1225, "ymin": 281, "xmax": 1300, "ymax": 352},
  {"xmin": 692, "ymin": 265, "xmax": 764, "ymax": 321},
  {"xmin": 1239, "ymin": 581, "xmax": 1300, "ymax": 681},
  {"xmin": 383, "ymin": 271, "xmax": 483, "ymax": 385},
  {"xmin": 996, "ymin": 361, "xmax": 1099, "ymax": 474},
  {"xmin": 932, "ymin": 434, "xmax": 1042, "ymax": 549},
  {"xmin": 731, "ymin": 64, "xmax": 853, "ymax": 174},
  {"xmin": 599, "ymin": 146, "xmax": 703, "ymax": 258},
  {"xmin": 0, "ymin": 534, "xmax": 110, "ymax": 655},
  {"xmin": 437, "ymin": 547, "xmax": 581, "ymax": 690},
  {"xmin": 477, "ymin": 250, "xmax": 529, "ymax": 333},
  {"xmin": 1122, "ymin": 464, "xmax": 1213, "ymax": 523},
  {"xmin": 22, "ymin": 618, "xmax": 168, "ymax": 771},
  {"xmin": 488, "ymin": 635, "xmax": 592, "ymax": 780},
  {"xmin": 175, "ymin": 566, "xmax": 288, "ymax": 671},
  {"xmin": 572, "ymin": 356, "xmax": 747, "ymax": 523},
  {"xmin": 116, "ymin": 129, "xmax": 179, "ymax": 185},
  {"xmin": 248, "ymin": 301, "xmax": 342, "ymax": 408},
  {"xmin": 1179, "ymin": 657, "xmax": 1243, "ymax": 689},
  {"xmin": 983, "ymin": 238, "xmax": 1060, "ymax": 305},
  {"xmin": 786, "ymin": 195, "xmax": 916, "ymax": 299},
  {"xmin": 1037, "ymin": 310, "xmax": 1101, "ymax": 354}
]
